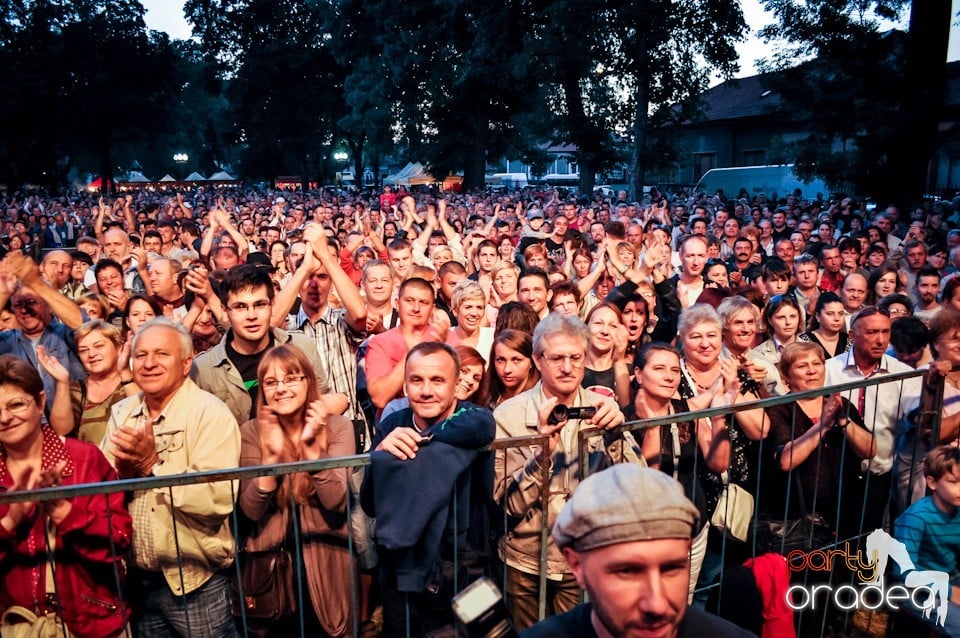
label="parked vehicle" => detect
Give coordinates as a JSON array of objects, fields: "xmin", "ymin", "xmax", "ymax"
[{"xmin": 695, "ymin": 165, "xmax": 830, "ymax": 202}]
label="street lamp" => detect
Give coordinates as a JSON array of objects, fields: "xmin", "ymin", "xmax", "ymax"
[
  {"xmin": 173, "ymin": 153, "xmax": 189, "ymax": 165},
  {"xmin": 333, "ymin": 152, "xmax": 348, "ymax": 162}
]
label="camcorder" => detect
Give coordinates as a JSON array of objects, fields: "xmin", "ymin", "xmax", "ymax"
[{"xmin": 547, "ymin": 404, "xmax": 597, "ymax": 425}]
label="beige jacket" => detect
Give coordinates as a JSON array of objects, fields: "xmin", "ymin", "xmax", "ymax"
[
  {"xmin": 492, "ymin": 383, "xmax": 642, "ymax": 578},
  {"xmin": 101, "ymin": 379, "xmax": 241, "ymax": 595}
]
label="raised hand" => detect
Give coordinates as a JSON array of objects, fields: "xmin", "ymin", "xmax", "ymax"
[
  {"xmin": 110, "ymin": 418, "xmax": 160, "ymax": 479},
  {"xmin": 301, "ymin": 400, "xmax": 330, "ymax": 460},
  {"xmin": 0, "ymin": 466, "xmax": 39, "ymax": 532},
  {"xmin": 36, "ymin": 345, "xmax": 70, "ymax": 384},
  {"xmin": 38, "ymin": 460, "xmax": 72, "ymax": 524},
  {"xmin": 256, "ymin": 405, "xmax": 286, "ymax": 464}
]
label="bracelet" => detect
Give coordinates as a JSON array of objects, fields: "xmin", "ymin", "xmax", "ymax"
[
  {"xmin": 836, "ymin": 418, "xmax": 849, "ymax": 430},
  {"xmin": 120, "ymin": 378, "xmax": 134, "ymax": 386}
]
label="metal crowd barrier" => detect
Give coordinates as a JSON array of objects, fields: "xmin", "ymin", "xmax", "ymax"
[
  {"xmin": 0, "ymin": 434, "xmax": 551, "ymax": 638},
  {"xmin": 0, "ymin": 368, "xmax": 949, "ymax": 637}
]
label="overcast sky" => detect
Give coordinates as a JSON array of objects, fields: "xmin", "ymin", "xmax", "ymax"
[{"xmin": 141, "ymin": 0, "xmax": 960, "ymax": 80}]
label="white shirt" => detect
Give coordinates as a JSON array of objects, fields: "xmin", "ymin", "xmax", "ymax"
[{"xmin": 824, "ymin": 349, "xmax": 922, "ymax": 474}]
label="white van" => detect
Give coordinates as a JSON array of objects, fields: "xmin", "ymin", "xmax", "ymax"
[{"xmin": 695, "ymin": 165, "xmax": 829, "ymax": 202}]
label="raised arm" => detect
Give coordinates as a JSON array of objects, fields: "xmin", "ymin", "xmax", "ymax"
[{"xmin": 6, "ymin": 251, "xmax": 82, "ymax": 328}]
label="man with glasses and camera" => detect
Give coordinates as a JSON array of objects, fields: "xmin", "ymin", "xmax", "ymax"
[
  {"xmin": 0, "ymin": 250, "xmax": 86, "ymax": 410},
  {"xmin": 493, "ymin": 312, "xmax": 641, "ymax": 630},
  {"xmin": 190, "ymin": 264, "xmax": 347, "ymax": 425}
]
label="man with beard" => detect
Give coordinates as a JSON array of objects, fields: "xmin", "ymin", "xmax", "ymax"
[
  {"xmin": 522, "ymin": 465, "xmax": 753, "ymax": 638},
  {"xmin": 913, "ymin": 266, "xmax": 943, "ymax": 325}
]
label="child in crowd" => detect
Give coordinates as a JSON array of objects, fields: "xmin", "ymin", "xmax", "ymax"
[{"xmin": 893, "ymin": 445, "xmax": 960, "ymax": 635}]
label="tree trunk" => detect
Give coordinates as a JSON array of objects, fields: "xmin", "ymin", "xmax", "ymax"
[
  {"xmin": 629, "ymin": 32, "xmax": 651, "ymax": 202},
  {"xmin": 901, "ymin": 0, "xmax": 951, "ymax": 199},
  {"xmin": 560, "ymin": 74, "xmax": 597, "ymax": 196},
  {"xmin": 99, "ymin": 129, "xmax": 114, "ymax": 195},
  {"xmin": 462, "ymin": 115, "xmax": 488, "ymax": 191}
]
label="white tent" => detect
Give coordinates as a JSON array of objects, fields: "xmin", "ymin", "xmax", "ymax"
[
  {"xmin": 184, "ymin": 172, "xmax": 207, "ymax": 182},
  {"xmin": 385, "ymin": 162, "xmax": 433, "ymax": 186},
  {"xmin": 122, "ymin": 171, "xmax": 151, "ymax": 183},
  {"xmin": 208, "ymin": 170, "xmax": 236, "ymax": 181},
  {"xmin": 158, "ymin": 174, "xmax": 177, "ymax": 182}
]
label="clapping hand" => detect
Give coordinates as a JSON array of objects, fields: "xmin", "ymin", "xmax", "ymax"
[{"xmin": 301, "ymin": 400, "xmax": 330, "ymax": 459}]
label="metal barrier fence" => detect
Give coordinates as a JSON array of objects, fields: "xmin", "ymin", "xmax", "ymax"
[
  {"xmin": 0, "ymin": 432, "xmax": 551, "ymax": 638},
  {"xmin": 0, "ymin": 367, "xmax": 947, "ymax": 637}
]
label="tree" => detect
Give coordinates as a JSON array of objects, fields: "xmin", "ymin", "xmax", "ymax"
[
  {"xmin": 186, "ymin": 0, "xmax": 347, "ymax": 186},
  {"xmin": 524, "ymin": 0, "xmax": 746, "ymax": 198},
  {"xmin": 758, "ymin": 0, "xmax": 951, "ymax": 204},
  {"xmin": 0, "ymin": 0, "xmax": 178, "ymax": 190}
]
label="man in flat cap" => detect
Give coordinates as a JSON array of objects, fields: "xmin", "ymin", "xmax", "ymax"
[{"xmin": 522, "ymin": 464, "xmax": 755, "ymax": 638}]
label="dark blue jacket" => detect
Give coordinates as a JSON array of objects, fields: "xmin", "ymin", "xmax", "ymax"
[{"xmin": 362, "ymin": 401, "xmax": 495, "ymax": 592}]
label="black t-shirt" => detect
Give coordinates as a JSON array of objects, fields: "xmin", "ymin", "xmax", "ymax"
[
  {"xmin": 581, "ymin": 367, "xmax": 616, "ymax": 400},
  {"xmin": 225, "ymin": 333, "xmax": 275, "ymax": 420},
  {"xmin": 520, "ymin": 603, "xmax": 757, "ymax": 637},
  {"xmin": 545, "ymin": 236, "xmax": 565, "ymax": 264}
]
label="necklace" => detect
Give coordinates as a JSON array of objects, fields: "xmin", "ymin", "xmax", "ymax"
[{"xmin": 681, "ymin": 359, "xmax": 718, "ymax": 392}]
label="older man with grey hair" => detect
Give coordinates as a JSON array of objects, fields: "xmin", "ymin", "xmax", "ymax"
[
  {"xmin": 102, "ymin": 318, "xmax": 241, "ymax": 638},
  {"xmin": 493, "ymin": 312, "xmax": 641, "ymax": 630}
]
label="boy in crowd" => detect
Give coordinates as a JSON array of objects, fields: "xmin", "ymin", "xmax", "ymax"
[{"xmin": 894, "ymin": 445, "xmax": 960, "ymax": 636}]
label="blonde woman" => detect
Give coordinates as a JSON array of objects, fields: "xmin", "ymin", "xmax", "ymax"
[
  {"xmin": 37, "ymin": 320, "xmax": 138, "ymax": 444},
  {"xmin": 446, "ymin": 279, "xmax": 494, "ymax": 361}
]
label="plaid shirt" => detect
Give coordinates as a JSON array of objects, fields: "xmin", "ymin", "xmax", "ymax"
[{"xmin": 288, "ymin": 305, "xmax": 362, "ymax": 422}]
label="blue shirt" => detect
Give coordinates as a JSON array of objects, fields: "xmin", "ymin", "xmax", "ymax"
[
  {"xmin": 894, "ymin": 495, "xmax": 960, "ymax": 582},
  {"xmin": 0, "ymin": 321, "xmax": 85, "ymax": 409}
]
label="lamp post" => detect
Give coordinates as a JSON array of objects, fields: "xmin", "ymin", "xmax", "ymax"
[
  {"xmin": 333, "ymin": 151, "xmax": 349, "ymax": 186},
  {"xmin": 173, "ymin": 153, "xmax": 188, "ymax": 183}
]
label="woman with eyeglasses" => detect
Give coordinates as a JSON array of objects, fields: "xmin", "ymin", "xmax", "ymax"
[
  {"xmin": 752, "ymin": 294, "xmax": 802, "ymax": 368},
  {"xmin": 238, "ymin": 344, "xmax": 355, "ymax": 637},
  {"xmin": 0, "ymin": 354, "xmax": 132, "ymax": 636},
  {"xmin": 798, "ymin": 291, "xmax": 852, "ymax": 358}
]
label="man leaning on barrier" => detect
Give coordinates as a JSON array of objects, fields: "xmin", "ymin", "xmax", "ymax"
[
  {"xmin": 361, "ymin": 341, "xmax": 495, "ymax": 637},
  {"xmin": 101, "ymin": 318, "xmax": 242, "ymax": 638},
  {"xmin": 521, "ymin": 464, "xmax": 754, "ymax": 637},
  {"xmin": 493, "ymin": 312, "xmax": 641, "ymax": 629}
]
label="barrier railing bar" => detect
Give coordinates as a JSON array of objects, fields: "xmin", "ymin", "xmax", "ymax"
[{"xmin": 579, "ymin": 367, "xmax": 927, "ymax": 442}]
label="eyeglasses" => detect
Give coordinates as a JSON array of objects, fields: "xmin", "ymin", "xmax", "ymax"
[
  {"xmin": 0, "ymin": 398, "xmax": 34, "ymax": 416},
  {"xmin": 538, "ymin": 353, "xmax": 585, "ymax": 368},
  {"xmin": 261, "ymin": 375, "xmax": 306, "ymax": 391},
  {"xmin": 227, "ymin": 300, "xmax": 272, "ymax": 314},
  {"xmin": 11, "ymin": 299, "xmax": 38, "ymax": 310},
  {"xmin": 887, "ymin": 307, "xmax": 909, "ymax": 317}
]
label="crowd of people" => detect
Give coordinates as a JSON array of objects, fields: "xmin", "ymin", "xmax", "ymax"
[{"xmin": 0, "ymin": 183, "xmax": 958, "ymax": 637}]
